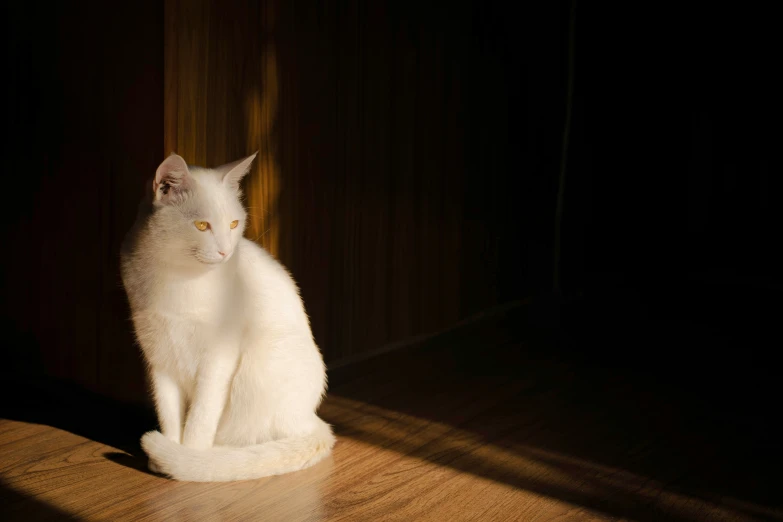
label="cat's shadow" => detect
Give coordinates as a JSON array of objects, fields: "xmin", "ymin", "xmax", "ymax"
[
  {"xmin": 0, "ymin": 376, "xmax": 158, "ymax": 475},
  {"xmin": 104, "ymin": 452, "xmax": 158, "ymax": 476}
]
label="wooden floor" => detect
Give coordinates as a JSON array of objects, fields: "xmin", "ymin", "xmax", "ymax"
[{"xmin": 1, "ymin": 302, "xmax": 781, "ymax": 521}]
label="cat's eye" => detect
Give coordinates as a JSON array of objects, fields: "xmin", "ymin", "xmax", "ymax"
[
  {"xmin": 230, "ymin": 220, "xmax": 239, "ymax": 229},
  {"xmin": 194, "ymin": 221, "xmax": 209, "ymax": 231}
]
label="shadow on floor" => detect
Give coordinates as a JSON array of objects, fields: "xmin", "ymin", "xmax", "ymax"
[
  {"xmin": 0, "ymin": 377, "xmax": 155, "ymax": 458},
  {"xmin": 0, "ymin": 481, "xmax": 80, "ymax": 522},
  {"xmin": 325, "ymin": 286, "xmax": 782, "ymax": 521}
]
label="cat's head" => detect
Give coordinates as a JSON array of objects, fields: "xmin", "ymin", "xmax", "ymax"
[{"xmin": 147, "ymin": 152, "xmax": 256, "ymax": 268}]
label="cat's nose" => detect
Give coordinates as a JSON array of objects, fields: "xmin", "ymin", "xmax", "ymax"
[{"xmin": 218, "ymin": 251, "xmax": 226, "ymax": 257}]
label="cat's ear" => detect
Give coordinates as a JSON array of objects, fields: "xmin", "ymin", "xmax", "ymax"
[
  {"xmin": 216, "ymin": 152, "xmax": 257, "ymax": 191},
  {"xmin": 153, "ymin": 153, "xmax": 191, "ymax": 204}
]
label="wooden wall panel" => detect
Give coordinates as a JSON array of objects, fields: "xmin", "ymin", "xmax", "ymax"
[
  {"xmin": 2, "ymin": 1, "xmax": 163, "ymax": 403},
  {"xmin": 164, "ymin": 0, "xmax": 520, "ymax": 364},
  {"xmin": 3, "ymin": 0, "xmax": 520, "ymax": 405},
  {"xmin": 1, "ymin": 0, "xmax": 530, "ymax": 407}
]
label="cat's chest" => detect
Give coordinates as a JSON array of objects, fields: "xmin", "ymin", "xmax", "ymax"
[
  {"xmin": 139, "ymin": 278, "xmax": 231, "ymax": 377},
  {"xmin": 133, "ymin": 270, "xmax": 243, "ymax": 376},
  {"xmin": 154, "ymin": 272, "xmax": 232, "ymax": 320}
]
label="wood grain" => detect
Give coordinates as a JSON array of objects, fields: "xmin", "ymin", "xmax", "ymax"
[{"xmin": 2, "ymin": 307, "xmax": 780, "ymax": 522}]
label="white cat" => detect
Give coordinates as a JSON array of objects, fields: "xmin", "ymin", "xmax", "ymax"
[{"xmin": 120, "ymin": 152, "xmax": 334, "ymax": 482}]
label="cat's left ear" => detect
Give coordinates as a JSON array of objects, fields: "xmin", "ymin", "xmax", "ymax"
[
  {"xmin": 154, "ymin": 153, "xmax": 192, "ymax": 204},
  {"xmin": 216, "ymin": 152, "xmax": 258, "ymax": 191}
]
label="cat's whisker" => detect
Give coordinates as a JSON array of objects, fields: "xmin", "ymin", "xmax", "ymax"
[{"xmin": 253, "ymin": 227, "xmax": 272, "ymax": 241}]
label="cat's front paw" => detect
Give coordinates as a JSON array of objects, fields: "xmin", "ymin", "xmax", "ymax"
[{"xmin": 141, "ymin": 430, "xmax": 170, "ymax": 477}]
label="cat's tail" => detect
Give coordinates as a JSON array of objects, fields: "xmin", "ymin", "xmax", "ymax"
[{"xmin": 140, "ymin": 417, "xmax": 335, "ymax": 482}]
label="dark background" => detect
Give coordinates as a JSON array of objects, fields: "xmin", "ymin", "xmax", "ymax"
[{"xmin": 2, "ymin": 0, "xmax": 780, "ymax": 410}]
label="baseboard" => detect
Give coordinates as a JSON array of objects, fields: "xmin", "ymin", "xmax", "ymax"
[{"xmin": 326, "ymin": 298, "xmax": 529, "ymax": 384}]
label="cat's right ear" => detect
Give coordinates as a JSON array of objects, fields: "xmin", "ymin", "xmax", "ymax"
[{"xmin": 153, "ymin": 153, "xmax": 191, "ymax": 204}]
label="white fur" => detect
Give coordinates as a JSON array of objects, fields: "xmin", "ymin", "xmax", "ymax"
[{"xmin": 120, "ymin": 153, "xmax": 334, "ymax": 482}]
